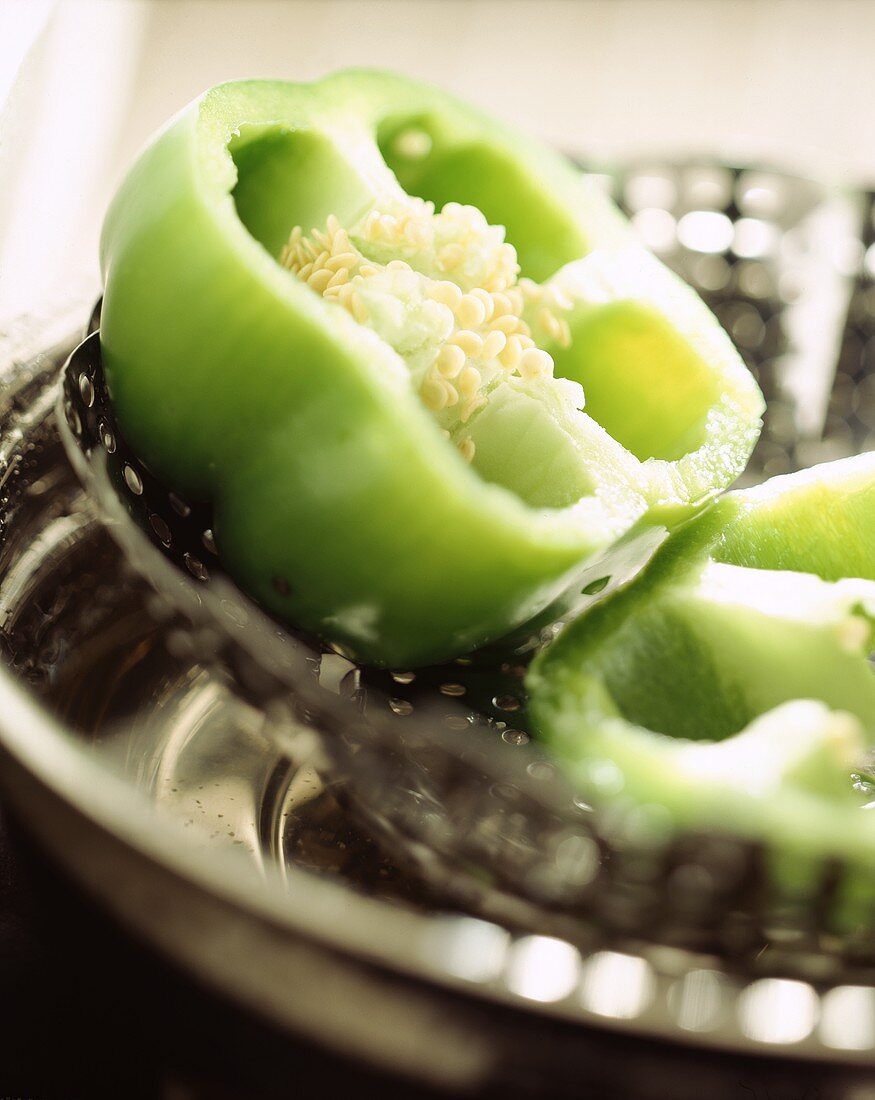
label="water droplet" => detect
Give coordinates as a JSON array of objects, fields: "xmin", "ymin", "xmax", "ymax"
[
  {"xmin": 493, "ymin": 694, "xmax": 521, "ymax": 712},
  {"xmin": 389, "ymin": 698, "xmax": 413, "ymax": 716},
  {"xmin": 440, "ymin": 682, "xmax": 466, "ymax": 697},
  {"xmin": 490, "ymin": 781, "xmax": 520, "ymax": 801},
  {"xmin": 582, "ymin": 576, "xmax": 610, "ymax": 596},
  {"xmin": 445, "ymin": 714, "xmax": 471, "ymax": 730},
  {"xmin": 527, "ymin": 760, "xmax": 555, "ymax": 780}
]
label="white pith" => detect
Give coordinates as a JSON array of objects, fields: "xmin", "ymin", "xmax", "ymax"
[{"xmin": 280, "ymin": 196, "xmax": 577, "ymax": 464}]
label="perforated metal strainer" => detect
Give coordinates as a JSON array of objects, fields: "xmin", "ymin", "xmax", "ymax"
[
  {"xmin": 53, "ymin": 159, "xmax": 875, "ymax": 969},
  {"xmin": 9, "ymin": 161, "xmax": 875, "ymax": 1097}
]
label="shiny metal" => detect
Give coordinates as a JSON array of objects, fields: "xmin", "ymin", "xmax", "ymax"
[{"xmin": 5, "ymin": 164, "xmax": 875, "ymax": 1093}]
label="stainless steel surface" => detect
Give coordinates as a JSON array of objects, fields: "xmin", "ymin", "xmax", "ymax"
[
  {"xmin": 61, "ymin": 324, "xmax": 874, "ymax": 964},
  {"xmin": 5, "ymin": 163, "xmax": 875, "ymax": 1092}
]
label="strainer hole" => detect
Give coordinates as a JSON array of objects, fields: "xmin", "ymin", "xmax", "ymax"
[
  {"xmin": 168, "ymin": 491, "xmax": 191, "ymax": 517},
  {"xmin": 149, "ymin": 513, "xmax": 172, "ymax": 547},
  {"xmin": 123, "ymin": 464, "xmax": 144, "ymax": 495},
  {"xmin": 98, "ymin": 420, "xmax": 116, "ymax": 453},
  {"xmin": 183, "ymin": 552, "xmax": 210, "ymax": 581},
  {"xmin": 78, "ymin": 372, "xmax": 95, "ymax": 408}
]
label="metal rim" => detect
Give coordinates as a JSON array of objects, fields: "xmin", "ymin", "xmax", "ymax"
[
  {"xmin": 7, "ymin": 145, "xmax": 875, "ymax": 1066},
  {"xmin": 1, "ymin": 344, "xmax": 875, "ymax": 1070}
]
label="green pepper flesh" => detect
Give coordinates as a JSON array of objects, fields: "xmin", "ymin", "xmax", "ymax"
[
  {"xmin": 528, "ymin": 453, "xmax": 875, "ymax": 866},
  {"xmin": 100, "ymin": 71, "xmax": 763, "ymax": 666}
]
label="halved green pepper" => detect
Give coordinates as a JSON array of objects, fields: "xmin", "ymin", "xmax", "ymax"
[
  {"xmin": 528, "ymin": 453, "xmax": 875, "ymax": 869},
  {"xmin": 99, "ymin": 70, "xmax": 762, "ymax": 667}
]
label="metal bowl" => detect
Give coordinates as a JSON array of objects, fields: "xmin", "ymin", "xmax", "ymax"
[{"xmin": 4, "ymin": 162, "xmax": 875, "ymax": 1097}]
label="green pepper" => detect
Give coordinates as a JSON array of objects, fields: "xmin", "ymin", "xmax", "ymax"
[
  {"xmin": 527, "ymin": 453, "xmax": 875, "ymax": 865},
  {"xmin": 99, "ymin": 70, "xmax": 763, "ymax": 667}
]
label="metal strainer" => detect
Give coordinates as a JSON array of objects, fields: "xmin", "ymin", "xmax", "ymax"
[{"xmin": 54, "ymin": 159, "xmax": 875, "ymax": 969}]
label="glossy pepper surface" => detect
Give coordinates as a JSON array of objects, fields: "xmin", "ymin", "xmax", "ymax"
[
  {"xmin": 99, "ymin": 71, "xmax": 763, "ymax": 667},
  {"xmin": 528, "ymin": 453, "xmax": 875, "ymax": 867}
]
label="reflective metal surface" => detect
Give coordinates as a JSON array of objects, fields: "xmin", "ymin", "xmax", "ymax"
[{"xmin": 5, "ymin": 164, "xmax": 875, "ymax": 1095}]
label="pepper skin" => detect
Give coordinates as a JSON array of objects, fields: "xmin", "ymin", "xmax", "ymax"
[
  {"xmin": 99, "ymin": 71, "xmax": 763, "ymax": 667},
  {"xmin": 528, "ymin": 453, "xmax": 875, "ymax": 870}
]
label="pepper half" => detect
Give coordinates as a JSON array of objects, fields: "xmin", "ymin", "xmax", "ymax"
[
  {"xmin": 528, "ymin": 453, "xmax": 875, "ymax": 873},
  {"xmin": 99, "ymin": 71, "xmax": 763, "ymax": 667}
]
